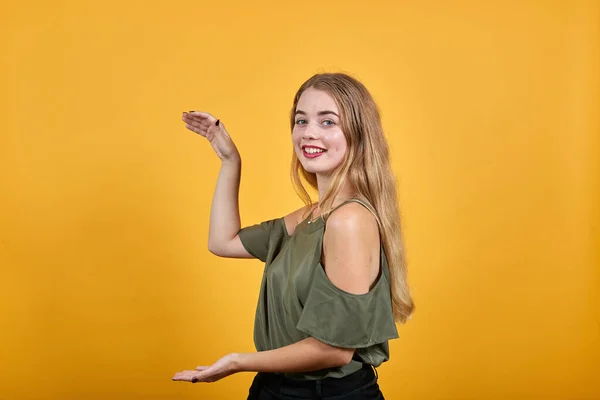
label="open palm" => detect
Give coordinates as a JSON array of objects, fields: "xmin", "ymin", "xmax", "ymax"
[
  {"xmin": 172, "ymin": 353, "xmax": 239, "ymax": 383},
  {"xmin": 182, "ymin": 111, "xmax": 239, "ymax": 161}
]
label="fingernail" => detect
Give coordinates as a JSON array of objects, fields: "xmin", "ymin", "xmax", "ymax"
[
  {"xmin": 189, "ymin": 110, "xmax": 195, "ymax": 113},
  {"xmin": 216, "ymin": 119, "xmax": 220, "ymax": 126}
]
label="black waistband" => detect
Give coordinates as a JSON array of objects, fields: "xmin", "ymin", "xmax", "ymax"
[{"xmin": 256, "ymin": 364, "xmax": 377, "ymax": 397}]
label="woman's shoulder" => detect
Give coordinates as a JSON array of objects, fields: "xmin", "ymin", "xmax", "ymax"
[
  {"xmin": 282, "ymin": 205, "xmax": 312, "ymax": 236},
  {"xmin": 325, "ymin": 200, "xmax": 379, "ymax": 241}
]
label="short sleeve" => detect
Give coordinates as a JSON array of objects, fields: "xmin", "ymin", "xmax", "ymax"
[
  {"xmin": 296, "ymin": 264, "xmax": 399, "ymax": 348},
  {"xmin": 237, "ymin": 218, "xmax": 284, "ymax": 263}
]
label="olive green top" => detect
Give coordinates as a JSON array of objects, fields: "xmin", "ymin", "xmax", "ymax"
[{"xmin": 237, "ymin": 198, "xmax": 399, "ymax": 380}]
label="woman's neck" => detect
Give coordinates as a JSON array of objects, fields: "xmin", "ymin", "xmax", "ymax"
[{"xmin": 316, "ymin": 173, "xmax": 357, "ymax": 206}]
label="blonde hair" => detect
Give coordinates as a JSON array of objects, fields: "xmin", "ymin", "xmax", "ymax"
[{"xmin": 289, "ymin": 72, "xmax": 414, "ymax": 323}]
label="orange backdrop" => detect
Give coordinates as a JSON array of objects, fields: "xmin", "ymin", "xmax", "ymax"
[{"xmin": 1, "ymin": 0, "xmax": 598, "ymax": 399}]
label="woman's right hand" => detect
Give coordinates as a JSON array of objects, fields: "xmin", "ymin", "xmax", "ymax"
[{"xmin": 182, "ymin": 111, "xmax": 240, "ymax": 162}]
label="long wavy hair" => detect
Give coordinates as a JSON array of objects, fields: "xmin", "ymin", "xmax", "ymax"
[{"xmin": 289, "ymin": 72, "xmax": 414, "ymax": 323}]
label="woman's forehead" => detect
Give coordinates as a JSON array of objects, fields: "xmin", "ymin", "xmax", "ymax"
[{"xmin": 296, "ymin": 88, "xmax": 339, "ymax": 114}]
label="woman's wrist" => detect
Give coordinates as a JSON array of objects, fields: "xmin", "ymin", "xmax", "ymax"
[
  {"xmin": 229, "ymin": 352, "xmax": 245, "ymax": 373},
  {"xmin": 222, "ymin": 152, "xmax": 241, "ymax": 167}
]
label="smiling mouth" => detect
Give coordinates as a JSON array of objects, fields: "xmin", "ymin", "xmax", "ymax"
[
  {"xmin": 305, "ymin": 148, "xmax": 325, "ymax": 154},
  {"xmin": 302, "ymin": 146, "xmax": 326, "ymax": 158}
]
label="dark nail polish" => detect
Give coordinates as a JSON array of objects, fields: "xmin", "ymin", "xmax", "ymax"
[{"xmin": 216, "ymin": 119, "xmax": 220, "ymax": 126}]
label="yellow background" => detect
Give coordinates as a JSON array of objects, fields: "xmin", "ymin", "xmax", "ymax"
[{"xmin": 1, "ymin": 0, "xmax": 598, "ymax": 399}]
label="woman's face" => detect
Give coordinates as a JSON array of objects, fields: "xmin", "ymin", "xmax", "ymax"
[{"xmin": 292, "ymin": 87, "xmax": 348, "ymax": 175}]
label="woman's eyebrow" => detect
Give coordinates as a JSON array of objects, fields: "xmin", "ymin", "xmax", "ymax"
[{"xmin": 295, "ymin": 110, "xmax": 340, "ymax": 117}]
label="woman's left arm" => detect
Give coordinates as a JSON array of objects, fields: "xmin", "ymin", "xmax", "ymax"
[
  {"xmin": 172, "ymin": 338, "xmax": 353, "ymax": 383},
  {"xmin": 237, "ymin": 336, "xmax": 354, "ymax": 373}
]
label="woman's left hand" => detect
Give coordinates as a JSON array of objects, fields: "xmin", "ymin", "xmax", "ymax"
[{"xmin": 172, "ymin": 353, "xmax": 241, "ymax": 383}]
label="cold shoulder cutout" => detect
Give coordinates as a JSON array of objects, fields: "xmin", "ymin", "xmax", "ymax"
[{"xmin": 237, "ymin": 198, "xmax": 399, "ymax": 380}]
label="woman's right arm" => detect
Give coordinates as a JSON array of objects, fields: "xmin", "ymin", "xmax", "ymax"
[{"xmin": 182, "ymin": 111, "xmax": 252, "ymax": 258}]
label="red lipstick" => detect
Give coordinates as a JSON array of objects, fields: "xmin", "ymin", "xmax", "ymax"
[{"xmin": 302, "ymin": 145, "xmax": 326, "ymax": 158}]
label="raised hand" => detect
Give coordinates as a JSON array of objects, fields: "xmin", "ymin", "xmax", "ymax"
[{"xmin": 182, "ymin": 111, "xmax": 240, "ymax": 162}]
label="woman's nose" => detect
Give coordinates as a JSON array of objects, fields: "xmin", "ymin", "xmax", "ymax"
[{"xmin": 302, "ymin": 123, "xmax": 320, "ymax": 140}]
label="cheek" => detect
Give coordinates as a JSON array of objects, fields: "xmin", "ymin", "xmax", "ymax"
[
  {"xmin": 291, "ymin": 129, "xmax": 302, "ymax": 146},
  {"xmin": 291, "ymin": 130, "xmax": 304, "ymax": 159},
  {"xmin": 323, "ymin": 130, "xmax": 347, "ymax": 153}
]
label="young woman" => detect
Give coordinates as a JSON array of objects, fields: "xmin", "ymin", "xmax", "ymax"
[{"xmin": 173, "ymin": 73, "xmax": 414, "ymax": 399}]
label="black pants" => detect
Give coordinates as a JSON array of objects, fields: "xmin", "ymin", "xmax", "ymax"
[{"xmin": 246, "ymin": 364, "xmax": 385, "ymax": 400}]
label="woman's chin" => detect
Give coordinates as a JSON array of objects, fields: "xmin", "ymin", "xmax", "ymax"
[
  {"xmin": 302, "ymin": 165, "xmax": 335, "ymax": 176},
  {"xmin": 298, "ymin": 157, "xmax": 343, "ymax": 175}
]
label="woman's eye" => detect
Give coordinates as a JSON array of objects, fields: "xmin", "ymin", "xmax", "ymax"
[
  {"xmin": 322, "ymin": 119, "xmax": 335, "ymax": 126},
  {"xmin": 295, "ymin": 119, "xmax": 306, "ymax": 125}
]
